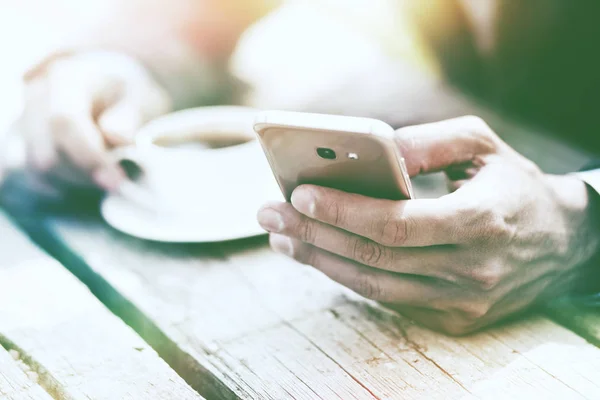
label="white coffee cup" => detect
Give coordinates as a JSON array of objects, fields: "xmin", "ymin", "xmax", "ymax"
[{"xmin": 109, "ymin": 106, "xmax": 281, "ymax": 223}]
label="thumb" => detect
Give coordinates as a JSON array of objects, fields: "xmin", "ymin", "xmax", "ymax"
[
  {"xmin": 98, "ymin": 99, "xmax": 145, "ymax": 146},
  {"xmin": 394, "ymin": 116, "xmax": 499, "ymax": 176},
  {"xmin": 98, "ymin": 85, "xmax": 171, "ymax": 147}
]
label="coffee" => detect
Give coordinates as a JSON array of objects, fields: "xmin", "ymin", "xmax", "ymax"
[{"xmin": 153, "ymin": 133, "xmax": 252, "ymax": 150}]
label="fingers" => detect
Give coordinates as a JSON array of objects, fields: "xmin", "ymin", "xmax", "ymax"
[
  {"xmin": 46, "ymin": 82, "xmax": 124, "ymax": 189},
  {"xmin": 46, "ymin": 65, "xmax": 111, "ymax": 172},
  {"xmin": 48, "ymin": 116, "xmax": 122, "ymax": 190},
  {"xmin": 15, "ymin": 51, "xmax": 172, "ymax": 190},
  {"xmin": 395, "ymin": 116, "xmax": 499, "ymax": 176},
  {"xmin": 270, "ymin": 234, "xmax": 450, "ymax": 307},
  {"xmin": 258, "ymin": 202, "xmax": 456, "ymax": 277},
  {"xmin": 49, "ymin": 116, "xmax": 101, "ymax": 167},
  {"xmin": 391, "ymin": 273, "xmax": 552, "ymax": 336},
  {"xmin": 98, "ymin": 100, "xmax": 144, "ymax": 146},
  {"xmin": 289, "ymin": 185, "xmax": 469, "ymax": 247},
  {"xmin": 95, "ymin": 86, "xmax": 169, "ymax": 187},
  {"xmin": 19, "ymin": 79, "xmax": 57, "ymax": 171},
  {"xmin": 98, "ymin": 85, "xmax": 171, "ymax": 146}
]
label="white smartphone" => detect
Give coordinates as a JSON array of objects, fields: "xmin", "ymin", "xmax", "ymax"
[{"xmin": 254, "ymin": 110, "xmax": 414, "ymax": 201}]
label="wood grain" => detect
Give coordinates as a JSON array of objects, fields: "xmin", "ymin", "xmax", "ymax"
[
  {"xmin": 0, "ymin": 212, "xmax": 203, "ymax": 400},
  {"xmin": 36, "ymin": 217, "xmax": 600, "ymax": 400},
  {"xmin": 0, "ymin": 346, "xmax": 52, "ymax": 400}
]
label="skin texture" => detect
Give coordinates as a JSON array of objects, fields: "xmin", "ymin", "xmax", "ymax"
[{"xmin": 258, "ymin": 116, "xmax": 600, "ymax": 335}]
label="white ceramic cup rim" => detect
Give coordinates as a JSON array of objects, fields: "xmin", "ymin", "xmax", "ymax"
[
  {"xmin": 109, "ymin": 106, "xmax": 260, "ymax": 209},
  {"xmin": 134, "ymin": 106, "xmax": 259, "ymax": 153}
]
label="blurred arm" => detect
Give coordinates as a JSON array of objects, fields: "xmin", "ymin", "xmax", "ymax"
[{"xmin": 39, "ymin": 0, "xmax": 280, "ymax": 108}]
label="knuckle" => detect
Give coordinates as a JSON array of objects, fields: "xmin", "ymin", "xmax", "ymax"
[
  {"xmin": 325, "ymin": 199, "xmax": 343, "ymax": 225},
  {"xmin": 461, "ymin": 115, "xmax": 497, "ymax": 150},
  {"xmin": 466, "ymin": 265, "xmax": 503, "ymax": 292},
  {"xmin": 462, "ymin": 204, "xmax": 511, "ymax": 244},
  {"xmin": 452, "ymin": 202, "xmax": 479, "ymax": 231},
  {"xmin": 462, "ymin": 115, "xmax": 487, "ymax": 128},
  {"xmin": 462, "ymin": 115, "xmax": 492, "ymax": 135},
  {"xmin": 297, "ymin": 219, "xmax": 316, "ymax": 244},
  {"xmin": 521, "ymin": 159, "xmax": 542, "ymax": 177},
  {"xmin": 378, "ymin": 212, "xmax": 409, "ymax": 246},
  {"xmin": 352, "ymin": 273, "xmax": 385, "ymax": 300},
  {"xmin": 480, "ymin": 208, "xmax": 512, "ymax": 242},
  {"xmin": 456, "ymin": 300, "xmax": 492, "ymax": 320},
  {"xmin": 351, "ymin": 239, "xmax": 384, "ymax": 267}
]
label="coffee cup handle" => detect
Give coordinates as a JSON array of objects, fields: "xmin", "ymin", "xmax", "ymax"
[{"xmin": 108, "ymin": 146, "xmax": 157, "ymax": 210}]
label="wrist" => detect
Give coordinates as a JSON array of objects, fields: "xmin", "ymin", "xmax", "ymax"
[{"xmin": 546, "ymin": 173, "xmax": 600, "ymax": 290}]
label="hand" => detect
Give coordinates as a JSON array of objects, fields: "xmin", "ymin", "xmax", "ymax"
[
  {"xmin": 10, "ymin": 51, "xmax": 171, "ymax": 190},
  {"xmin": 257, "ymin": 116, "xmax": 600, "ymax": 335}
]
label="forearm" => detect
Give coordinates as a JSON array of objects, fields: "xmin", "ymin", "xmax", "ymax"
[{"xmin": 36, "ymin": 0, "xmax": 277, "ymax": 109}]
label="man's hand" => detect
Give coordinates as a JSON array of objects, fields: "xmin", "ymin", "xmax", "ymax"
[
  {"xmin": 257, "ymin": 116, "xmax": 600, "ymax": 335},
  {"xmin": 11, "ymin": 51, "xmax": 171, "ymax": 190}
]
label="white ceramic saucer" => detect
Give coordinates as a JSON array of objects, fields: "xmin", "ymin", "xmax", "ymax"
[{"xmin": 101, "ymin": 140, "xmax": 284, "ymax": 243}]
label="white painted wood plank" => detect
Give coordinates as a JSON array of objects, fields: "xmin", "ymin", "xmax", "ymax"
[
  {"xmin": 0, "ymin": 346, "xmax": 52, "ymax": 400},
  {"xmin": 320, "ymin": 304, "xmax": 600, "ymax": 400},
  {"xmin": 46, "ymin": 220, "xmax": 600, "ymax": 399},
  {"xmin": 0, "ymin": 212, "xmax": 203, "ymax": 400},
  {"xmin": 230, "ymin": 249, "xmax": 600, "ymax": 400},
  {"xmin": 45, "ymin": 224, "xmax": 381, "ymax": 399}
]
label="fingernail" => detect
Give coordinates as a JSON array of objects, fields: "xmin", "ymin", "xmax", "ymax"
[
  {"xmin": 257, "ymin": 207, "xmax": 284, "ymax": 232},
  {"xmin": 270, "ymin": 234, "xmax": 293, "ymax": 257},
  {"xmin": 93, "ymin": 167, "xmax": 124, "ymax": 191},
  {"xmin": 291, "ymin": 187, "xmax": 316, "ymax": 216}
]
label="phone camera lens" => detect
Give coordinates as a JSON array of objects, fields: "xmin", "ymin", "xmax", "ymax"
[{"xmin": 316, "ymin": 147, "xmax": 337, "ymax": 160}]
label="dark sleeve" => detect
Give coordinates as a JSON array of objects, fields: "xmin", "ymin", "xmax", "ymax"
[
  {"xmin": 570, "ymin": 162, "xmax": 600, "ymax": 306},
  {"xmin": 581, "ymin": 161, "xmax": 600, "ymax": 172}
]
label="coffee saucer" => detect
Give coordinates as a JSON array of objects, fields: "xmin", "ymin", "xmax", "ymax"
[
  {"xmin": 101, "ymin": 140, "xmax": 284, "ymax": 243},
  {"xmin": 101, "ymin": 191, "xmax": 275, "ymax": 242}
]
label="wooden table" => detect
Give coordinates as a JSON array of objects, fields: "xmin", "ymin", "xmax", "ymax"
[{"xmin": 2, "ymin": 76, "xmax": 600, "ymax": 398}]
